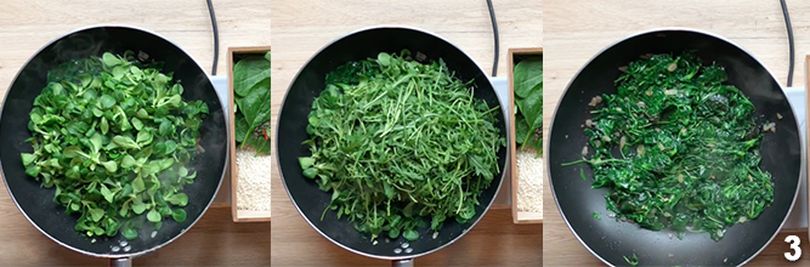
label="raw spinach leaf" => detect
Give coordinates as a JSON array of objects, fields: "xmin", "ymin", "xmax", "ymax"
[
  {"xmin": 514, "ymin": 59, "xmax": 542, "ymax": 98},
  {"xmin": 233, "ymin": 52, "xmax": 271, "ymax": 154},
  {"xmin": 233, "ymin": 55, "xmax": 270, "ymax": 97},
  {"xmin": 513, "ymin": 57, "xmax": 543, "ymax": 154},
  {"xmin": 235, "ymin": 115, "xmax": 250, "ymax": 143}
]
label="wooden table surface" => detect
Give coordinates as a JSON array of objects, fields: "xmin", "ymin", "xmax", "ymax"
[
  {"xmin": 269, "ymin": 0, "xmax": 542, "ymax": 266},
  {"xmin": 0, "ymin": 1, "xmax": 270, "ymax": 266},
  {"xmin": 543, "ymin": 0, "xmax": 810, "ymax": 265}
]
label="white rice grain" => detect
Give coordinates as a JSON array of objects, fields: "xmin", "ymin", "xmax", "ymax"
[
  {"xmin": 236, "ymin": 149, "xmax": 272, "ymax": 214},
  {"xmin": 516, "ymin": 149, "xmax": 543, "ymax": 217}
]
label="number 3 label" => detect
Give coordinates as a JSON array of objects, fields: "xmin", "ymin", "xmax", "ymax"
[{"xmin": 785, "ymin": 235, "xmax": 801, "ymax": 261}]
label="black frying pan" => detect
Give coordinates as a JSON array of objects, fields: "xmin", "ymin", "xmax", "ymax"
[
  {"xmin": 275, "ymin": 26, "xmax": 507, "ymax": 266},
  {"xmin": 0, "ymin": 26, "xmax": 228, "ymax": 266},
  {"xmin": 548, "ymin": 29, "xmax": 802, "ymax": 266}
]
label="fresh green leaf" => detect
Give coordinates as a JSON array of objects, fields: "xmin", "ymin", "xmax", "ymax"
[
  {"xmin": 21, "ymin": 51, "xmax": 208, "ymax": 240},
  {"xmin": 234, "ymin": 115, "xmax": 249, "ymax": 143},
  {"xmin": 167, "ymin": 193, "xmax": 188, "ymax": 206},
  {"xmin": 100, "ymin": 117, "xmax": 109, "ymax": 134},
  {"xmin": 298, "ymin": 157, "xmax": 315, "ymax": 169},
  {"xmin": 25, "ymin": 166, "xmax": 40, "ymax": 177},
  {"xmin": 20, "ymin": 153, "xmax": 35, "ymax": 166},
  {"xmin": 99, "ymin": 94, "xmax": 116, "ymax": 109},
  {"xmin": 233, "ymin": 56, "xmax": 270, "ymax": 97},
  {"xmin": 244, "ymin": 133, "xmax": 271, "ymax": 154},
  {"xmin": 100, "ymin": 184, "xmax": 115, "ymax": 203},
  {"xmin": 302, "ymin": 51, "xmax": 503, "ymax": 242},
  {"xmin": 147, "ymin": 209, "xmax": 161, "ymax": 223},
  {"xmin": 302, "ymin": 167, "xmax": 318, "ymax": 179},
  {"xmin": 89, "ymin": 208, "xmax": 104, "ymax": 222},
  {"xmin": 121, "ymin": 155, "xmax": 138, "ymax": 169},
  {"xmin": 514, "ymin": 59, "xmax": 542, "ymax": 98},
  {"xmin": 233, "ymin": 53, "xmax": 271, "ymax": 154},
  {"xmin": 236, "ymin": 82, "xmax": 271, "ymax": 146},
  {"xmin": 132, "ymin": 200, "xmax": 147, "ymax": 215},
  {"xmin": 377, "ymin": 52, "xmax": 392, "ymax": 66},
  {"xmin": 136, "ymin": 131, "xmax": 152, "ymax": 145},
  {"xmin": 122, "ymin": 227, "xmax": 138, "ymax": 240},
  {"xmin": 388, "ymin": 228, "xmax": 400, "ymax": 239},
  {"xmin": 402, "ymin": 229, "xmax": 419, "ymax": 241},
  {"xmin": 513, "ymin": 56, "xmax": 543, "ymax": 155},
  {"xmin": 171, "ymin": 208, "xmax": 187, "ymax": 222},
  {"xmin": 131, "ymin": 117, "xmax": 143, "ymax": 131},
  {"xmin": 113, "ymin": 135, "xmax": 140, "ymax": 150},
  {"xmin": 102, "ymin": 52, "xmax": 122, "ymax": 67},
  {"xmin": 101, "ymin": 161, "xmax": 117, "ymax": 173},
  {"xmin": 132, "ymin": 176, "xmax": 146, "ymax": 193}
]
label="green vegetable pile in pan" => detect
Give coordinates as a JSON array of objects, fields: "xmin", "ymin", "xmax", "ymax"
[
  {"xmin": 565, "ymin": 52, "xmax": 774, "ymax": 240},
  {"xmin": 233, "ymin": 52, "xmax": 271, "ymax": 154},
  {"xmin": 299, "ymin": 51, "xmax": 504, "ymax": 241},
  {"xmin": 21, "ymin": 52, "xmax": 209, "ymax": 240}
]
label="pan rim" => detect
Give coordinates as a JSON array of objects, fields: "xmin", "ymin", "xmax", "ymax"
[
  {"xmin": 545, "ymin": 27, "xmax": 805, "ymax": 267},
  {"xmin": 0, "ymin": 24, "xmax": 228, "ymax": 260},
  {"xmin": 273, "ymin": 24, "xmax": 508, "ymax": 261}
]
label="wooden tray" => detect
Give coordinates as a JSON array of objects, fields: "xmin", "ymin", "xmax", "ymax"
[
  {"xmin": 508, "ymin": 47, "xmax": 543, "ymax": 224},
  {"xmin": 228, "ymin": 46, "xmax": 272, "ymax": 222}
]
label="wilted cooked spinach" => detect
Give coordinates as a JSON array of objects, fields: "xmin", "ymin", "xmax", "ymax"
[
  {"xmin": 514, "ymin": 56, "xmax": 543, "ymax": 154},
  {"xmin": 233, "ymin": 52, "xmax": 271, "ymax": 154},
  {"xmin": 21, "ymin": 52, "xmax": 208, "ymax": 240},
  {"xmin": 299, "ymin": 51, "xmax": 504, "ymax": 241},
  {"xmin": 564, "ymin": 53, "xmax": 773, "ymax": 240}
]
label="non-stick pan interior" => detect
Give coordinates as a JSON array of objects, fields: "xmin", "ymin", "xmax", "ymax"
[
  {"xmin": 276, "ymin": 27, "xmax": 507, "ymax": 259},
  {"xmin": 548, "ymin": 29, "xmax": 801, "ymax": 266},
  {"xmin": 0, "ymin": 26, "xmax": 227, "ymax": 257}
]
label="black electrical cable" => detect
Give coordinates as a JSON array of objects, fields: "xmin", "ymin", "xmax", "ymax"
[
  {"xmin": 486, "ymin": 0, "xmax": 499, "ymax": 77},
  {"xmin": 206, "ymin": 0, "xmax": 220, "ymax": 75},
  {"xmin": 779, "ymin": 0, "xmax": 794, "ymax": 87}
]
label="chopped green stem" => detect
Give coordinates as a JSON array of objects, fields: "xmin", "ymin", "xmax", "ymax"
[{"xmin": 299, "ymin": 51, "xmax": 503, "ymax": 242}]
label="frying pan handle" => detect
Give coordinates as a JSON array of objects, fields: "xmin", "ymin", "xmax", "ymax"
[
  {"xmin": 391, "ymin": 259, "xmax": 414, "ymax": 267},
  {"xmin": 109, "ymin": 258, "xmax": 132, "ymax": 267}
]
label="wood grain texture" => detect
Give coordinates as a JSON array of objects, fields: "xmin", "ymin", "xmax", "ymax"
[
  {"xmin": 544, "ymin": 0, "xmax": 810, "ymax": 265},
  {"xmin": 508, "ymin": 47, "xmax": 544, "ymax": 224},
  {"xmin": 0, "ymin": 0, "xmax": 270, "ymax": 265},
  {"xmin": 228, "ymin": 46, "xmax": 273, "ymax": 223},
  {"xmin": 0, "ymin": 206, "xmax": 270, "ymax": 267},
  {"xmin": 269, "ymin": 0, "xmax": 542, "ymax": 266}
]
